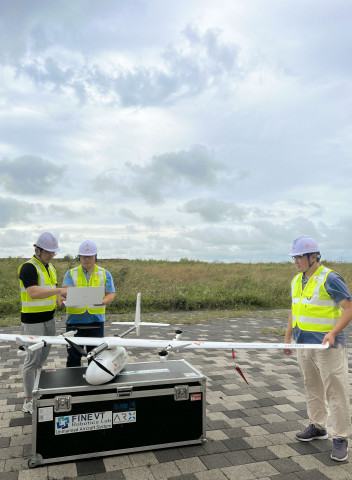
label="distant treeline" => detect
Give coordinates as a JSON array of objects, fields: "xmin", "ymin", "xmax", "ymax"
[{"xmin": 1, "ymin": 257, "xmax": 352, "ymax": 317}]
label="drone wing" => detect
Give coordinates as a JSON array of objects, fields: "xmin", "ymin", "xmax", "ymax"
[
  {"xmin": 97, "ymin": 338, "xmax": 329, "ymax": 350},
  {"xmin": 0, "ymin": 334, "xmax": 329, "ymax": 350}
]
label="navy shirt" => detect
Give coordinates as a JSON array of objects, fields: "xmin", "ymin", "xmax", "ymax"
[{"xmin": 293, "ymin": 270, "xmax": 352, "ymax": 346}]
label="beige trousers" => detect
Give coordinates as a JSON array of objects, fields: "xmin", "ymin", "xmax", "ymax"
[{"xmin": 297, "ymin": 344, "xmax": 351, "ymax": 439}]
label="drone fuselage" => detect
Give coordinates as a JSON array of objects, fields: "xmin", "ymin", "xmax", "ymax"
[{"xmin": 85, "ymin": 346, "xmax": 128, "ymax": 385}]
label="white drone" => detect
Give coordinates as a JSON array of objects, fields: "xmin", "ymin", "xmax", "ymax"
[{"xmin": 0, "ymin": 293, "xmax": 327, "ymax": 385}]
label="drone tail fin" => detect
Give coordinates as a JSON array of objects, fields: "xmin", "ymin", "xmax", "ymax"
[{"xmin": 112, "ymin": 293, "xmax": 169, "ymax": 337}]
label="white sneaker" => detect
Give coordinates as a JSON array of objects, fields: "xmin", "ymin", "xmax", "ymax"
[{"xmin": 22, "ymin": 400, "xmax": 33, "ymax": 414}]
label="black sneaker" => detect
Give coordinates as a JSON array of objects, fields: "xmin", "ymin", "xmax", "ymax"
[
  {"xmin": 296, "ymin": 423, "xmax": 328, "ymax": 442},
  {"xmin": 331, "ymin": 438, "xmax": 348, "ymax": 462}
]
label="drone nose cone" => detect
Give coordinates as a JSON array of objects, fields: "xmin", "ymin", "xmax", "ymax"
[{"xmin": 85, "ymin": 362, "xmax": 115, "ymax": 385}]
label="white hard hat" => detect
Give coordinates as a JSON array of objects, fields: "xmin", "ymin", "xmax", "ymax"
[
  {"xmin": 34, "ymin": 232, "xmax": 60, "ymax": 252},
  {"xmin": 78, "ymin": 240, "xmax": 98, "ymax": 256},
  {"xmin": 289, "ymin": 235, "xmax": 319, "ymax": 256}
]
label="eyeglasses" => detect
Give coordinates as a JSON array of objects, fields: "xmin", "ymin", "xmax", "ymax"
[
  {"xmin": 292, "ymin": 254, "xmax": 305, "ymax": 260},
  {"xmin": 43, "ymin": 250, "xmax": 57, "ymax": 256}
]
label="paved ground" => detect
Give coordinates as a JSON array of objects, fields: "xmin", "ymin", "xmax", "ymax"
[{"xmin": 1, "ymin": 312, "xmax": 352, "ymax": 480}]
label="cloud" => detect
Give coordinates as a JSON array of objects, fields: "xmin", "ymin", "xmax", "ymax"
[
  {"xmin": 1, "ymin": 2, "xmax": 352, "ymax": 262},
  {"xmin": 181, "ymin": 197, "xmax": 247, "ymax": 222},
  {"xmin": 0, "ymin": 197, "xmax": 83, "ymax": 228},
  {"xmin": 92, "ymin": 145, "xmax": 227, "ymax": 205},
  {"xmin": 0, "ymin": 197, "xmax": 29, "ymax": 226},
  {"xmin": 47, "ymin": 204, "xmax": 88, "ymax": 218},
  {"xmin": 0, "ymin": 227, "xmax": 36, "ymax": 254},
  {"xmin": 119, "ymin": 207, "xmax": 161, "ymax": 228},
  {"xmin": 12, "ymin": 24, "xmax": 241, "ymax": 107},
  {"xmin": 93, "ymin": 144, "xmax": 228, "ymax": 204},
  {"xmin": 0, "ymin": 156, "xmax": 64, "ymax": 195}
]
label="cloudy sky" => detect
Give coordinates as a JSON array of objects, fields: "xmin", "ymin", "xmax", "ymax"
[{"xmin": 0, "ymin": 0, "xmax": 351, "ymax": 262}]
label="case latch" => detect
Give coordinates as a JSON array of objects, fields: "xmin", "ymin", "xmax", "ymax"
[
  {"xmin": 116, "ymin": 386, "xmax": 133, "ymax": 397},
  {"xmin": 54, "ymin": 395, "xmax": 72, "ymax": 412},
  {"xmin": 174, "ymin": 385, "xmax": 189, "ymax": 401}
]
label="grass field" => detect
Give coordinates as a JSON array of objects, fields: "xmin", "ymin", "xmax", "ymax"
[{"xmin": 1, "ymin": 257, "xmax": 352, "ymax": 321}]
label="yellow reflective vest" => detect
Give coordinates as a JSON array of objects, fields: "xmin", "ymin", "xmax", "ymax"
[
  {"xmin": 66, "ymin": 265, "xmax": 106, "ymax": 315},
  {"xmin": 19, "ymin": 257, "xmax": 57, "ymax": 313},
  {"xmin": 291, "ymin": 265, "xmax": 341, "ymax": 332}
]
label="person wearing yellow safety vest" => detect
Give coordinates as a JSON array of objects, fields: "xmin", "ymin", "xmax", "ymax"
[
  {"xmin": 62, "ymin": 240, "xmax": 115, "ymax": 367},
  {"xmin": 19, "ymin": 232, "xmax": 67, "ymax": 415},
  {"xmin": 284, "ymin": 235, "xmax": 352, "ymax": 462}
]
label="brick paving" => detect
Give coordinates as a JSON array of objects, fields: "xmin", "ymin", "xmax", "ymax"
[{"xmin": 1, "ymin": 312, "xmax": 352, "ymax": 479}]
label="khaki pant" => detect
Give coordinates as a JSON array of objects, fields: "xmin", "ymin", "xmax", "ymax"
[
  {"xmin": 297, "ymin": 344, "xmax": 351, "ymax": 439},
  {"xmin": 22, "ymin": 319, "xmax": 56, "ymax": 398}
]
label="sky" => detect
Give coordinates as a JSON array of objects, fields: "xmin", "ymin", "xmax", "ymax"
[{"xmin": 0, "ymin": 0, "xmax": 351, "ymax": 262}]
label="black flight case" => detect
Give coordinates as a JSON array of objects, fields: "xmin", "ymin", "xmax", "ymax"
[{"xmin": 28, "ymin": 359, "xmax": 206, "ymax": 467}]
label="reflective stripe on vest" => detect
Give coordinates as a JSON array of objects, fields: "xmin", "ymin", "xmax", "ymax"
[
  {"xmin": 66, "ymin": 265, "xmax": 106, "ymax": 315},
  {"xmin": 18, "ymin": 257, "xmax": 57, "ymax": 313},
  {"xmin": 291, "ymin": 265, "xmax": 341, "ymax": 332}
]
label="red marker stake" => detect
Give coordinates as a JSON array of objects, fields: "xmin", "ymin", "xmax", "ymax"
[{"xmin": 232, "ymin": 349, "xmax": 249, "ymax": 385}]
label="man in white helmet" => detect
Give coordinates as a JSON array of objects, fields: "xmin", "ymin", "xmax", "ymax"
[
  {"xmin": 62, "ymin": 240, "xmax": 115, "ymax": 367},
  {"xmin": 284, "ymin": 235, "xmax": 352, "ymax": 462},
  {"xmin": 18, "ymin": 232, "xmax": 67, "ymax": 414}
]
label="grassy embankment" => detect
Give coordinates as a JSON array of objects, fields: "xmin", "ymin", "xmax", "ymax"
[{"xmin": 1, "ymin": 257, "xmax": 352, "ymax": 330}]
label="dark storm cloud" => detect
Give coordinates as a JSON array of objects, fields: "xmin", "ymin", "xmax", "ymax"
[{"xmin": 0, "ymin": 156, "xmax": 64, "ymax": 195}]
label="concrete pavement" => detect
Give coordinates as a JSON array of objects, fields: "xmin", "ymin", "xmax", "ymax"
[{"xmin": 1, "ymin": 311, "xmax": 352, "ymax": 480}]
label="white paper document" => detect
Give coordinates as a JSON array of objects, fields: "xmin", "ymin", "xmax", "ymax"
[{"xmin": 63, "ymin": 286, "xmax": 105, "ymax": 307}]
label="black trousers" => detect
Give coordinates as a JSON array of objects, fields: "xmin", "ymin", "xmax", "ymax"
[{"xmin": 65, "ymin": 323, "xmax": 104, "ymax": 367}]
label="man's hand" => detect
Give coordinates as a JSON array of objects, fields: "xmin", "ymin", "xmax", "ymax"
[
  {"xmin": 57, "ymin": 287, "xmax": 67, "ymax": 306},
  {"xmin": 322, "ymin": 332, "xmax": 335, "ymax": 348},
  {"xmin": 58, "ymin": 287, "xmax": 67, "ymax": 298},
  {"xmin": 102, "ymin": 292, "xmax": 115, "ymax": 305},
  {"xmin": 321, "ymin": 298, "xmax": 352, "ymax": 348},
  {"xmin": 284, "ymin": 312, "xmax": 294, "ymax": 356}
]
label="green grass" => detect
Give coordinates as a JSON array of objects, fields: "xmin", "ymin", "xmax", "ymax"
[
  {"xmin": 260, "ymin": 327, "xmax": 287, "ymax": 336},
  {"xmin": 1, "ymin": 257, "xmax": 352, "ymax": 320}
]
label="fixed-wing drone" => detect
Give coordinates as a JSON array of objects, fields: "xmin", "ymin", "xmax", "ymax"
[{"xmin": 0, "ymin": 293, "xmax": 328, "ymax": 385}]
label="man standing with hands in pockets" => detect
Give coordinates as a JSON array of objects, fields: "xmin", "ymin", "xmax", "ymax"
[{"xmin": 284, "ymin": 235, "xmax": 352, "ymax": 462}]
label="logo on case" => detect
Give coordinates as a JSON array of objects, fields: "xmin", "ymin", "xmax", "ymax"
[
  {"xmin": 57, "ymin": 416, "xmax": 70, "ymax": 429},
  {"xmin": 113, "ymin": 400, "xmax": 136, "ymax": 412}
]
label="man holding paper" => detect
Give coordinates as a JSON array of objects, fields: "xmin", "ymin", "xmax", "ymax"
[
  {"xmin": 63, "ymin": 240, "xmax": 115, "ymax": 367},
  {"xmin": 19, "ymin": 232, "xmax": 67, "ymax": 414}
]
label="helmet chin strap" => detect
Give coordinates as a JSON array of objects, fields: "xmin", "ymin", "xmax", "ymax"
[
  {"xmin": 35, "ymin": 247, "xmax": 48, "ymax": 265},
  {"xmin": 303, "ymin": 253, "xmax": 316, "ymax": 275}
]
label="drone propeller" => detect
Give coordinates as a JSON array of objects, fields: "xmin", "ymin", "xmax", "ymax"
[
  {"xmin": 65, "ymin": 338, "xmax": 115, "ymax": 377},
  {"xmin": 174, "ymin": 330, "xmax": 183, "ymax": 340},
  {"xmin": 158, "ymin": 350, "xmax": 169, "ymax": 361},
  {"xmin": 158, "ymin": 339, "xmax": 193, "ymax": 361}
]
